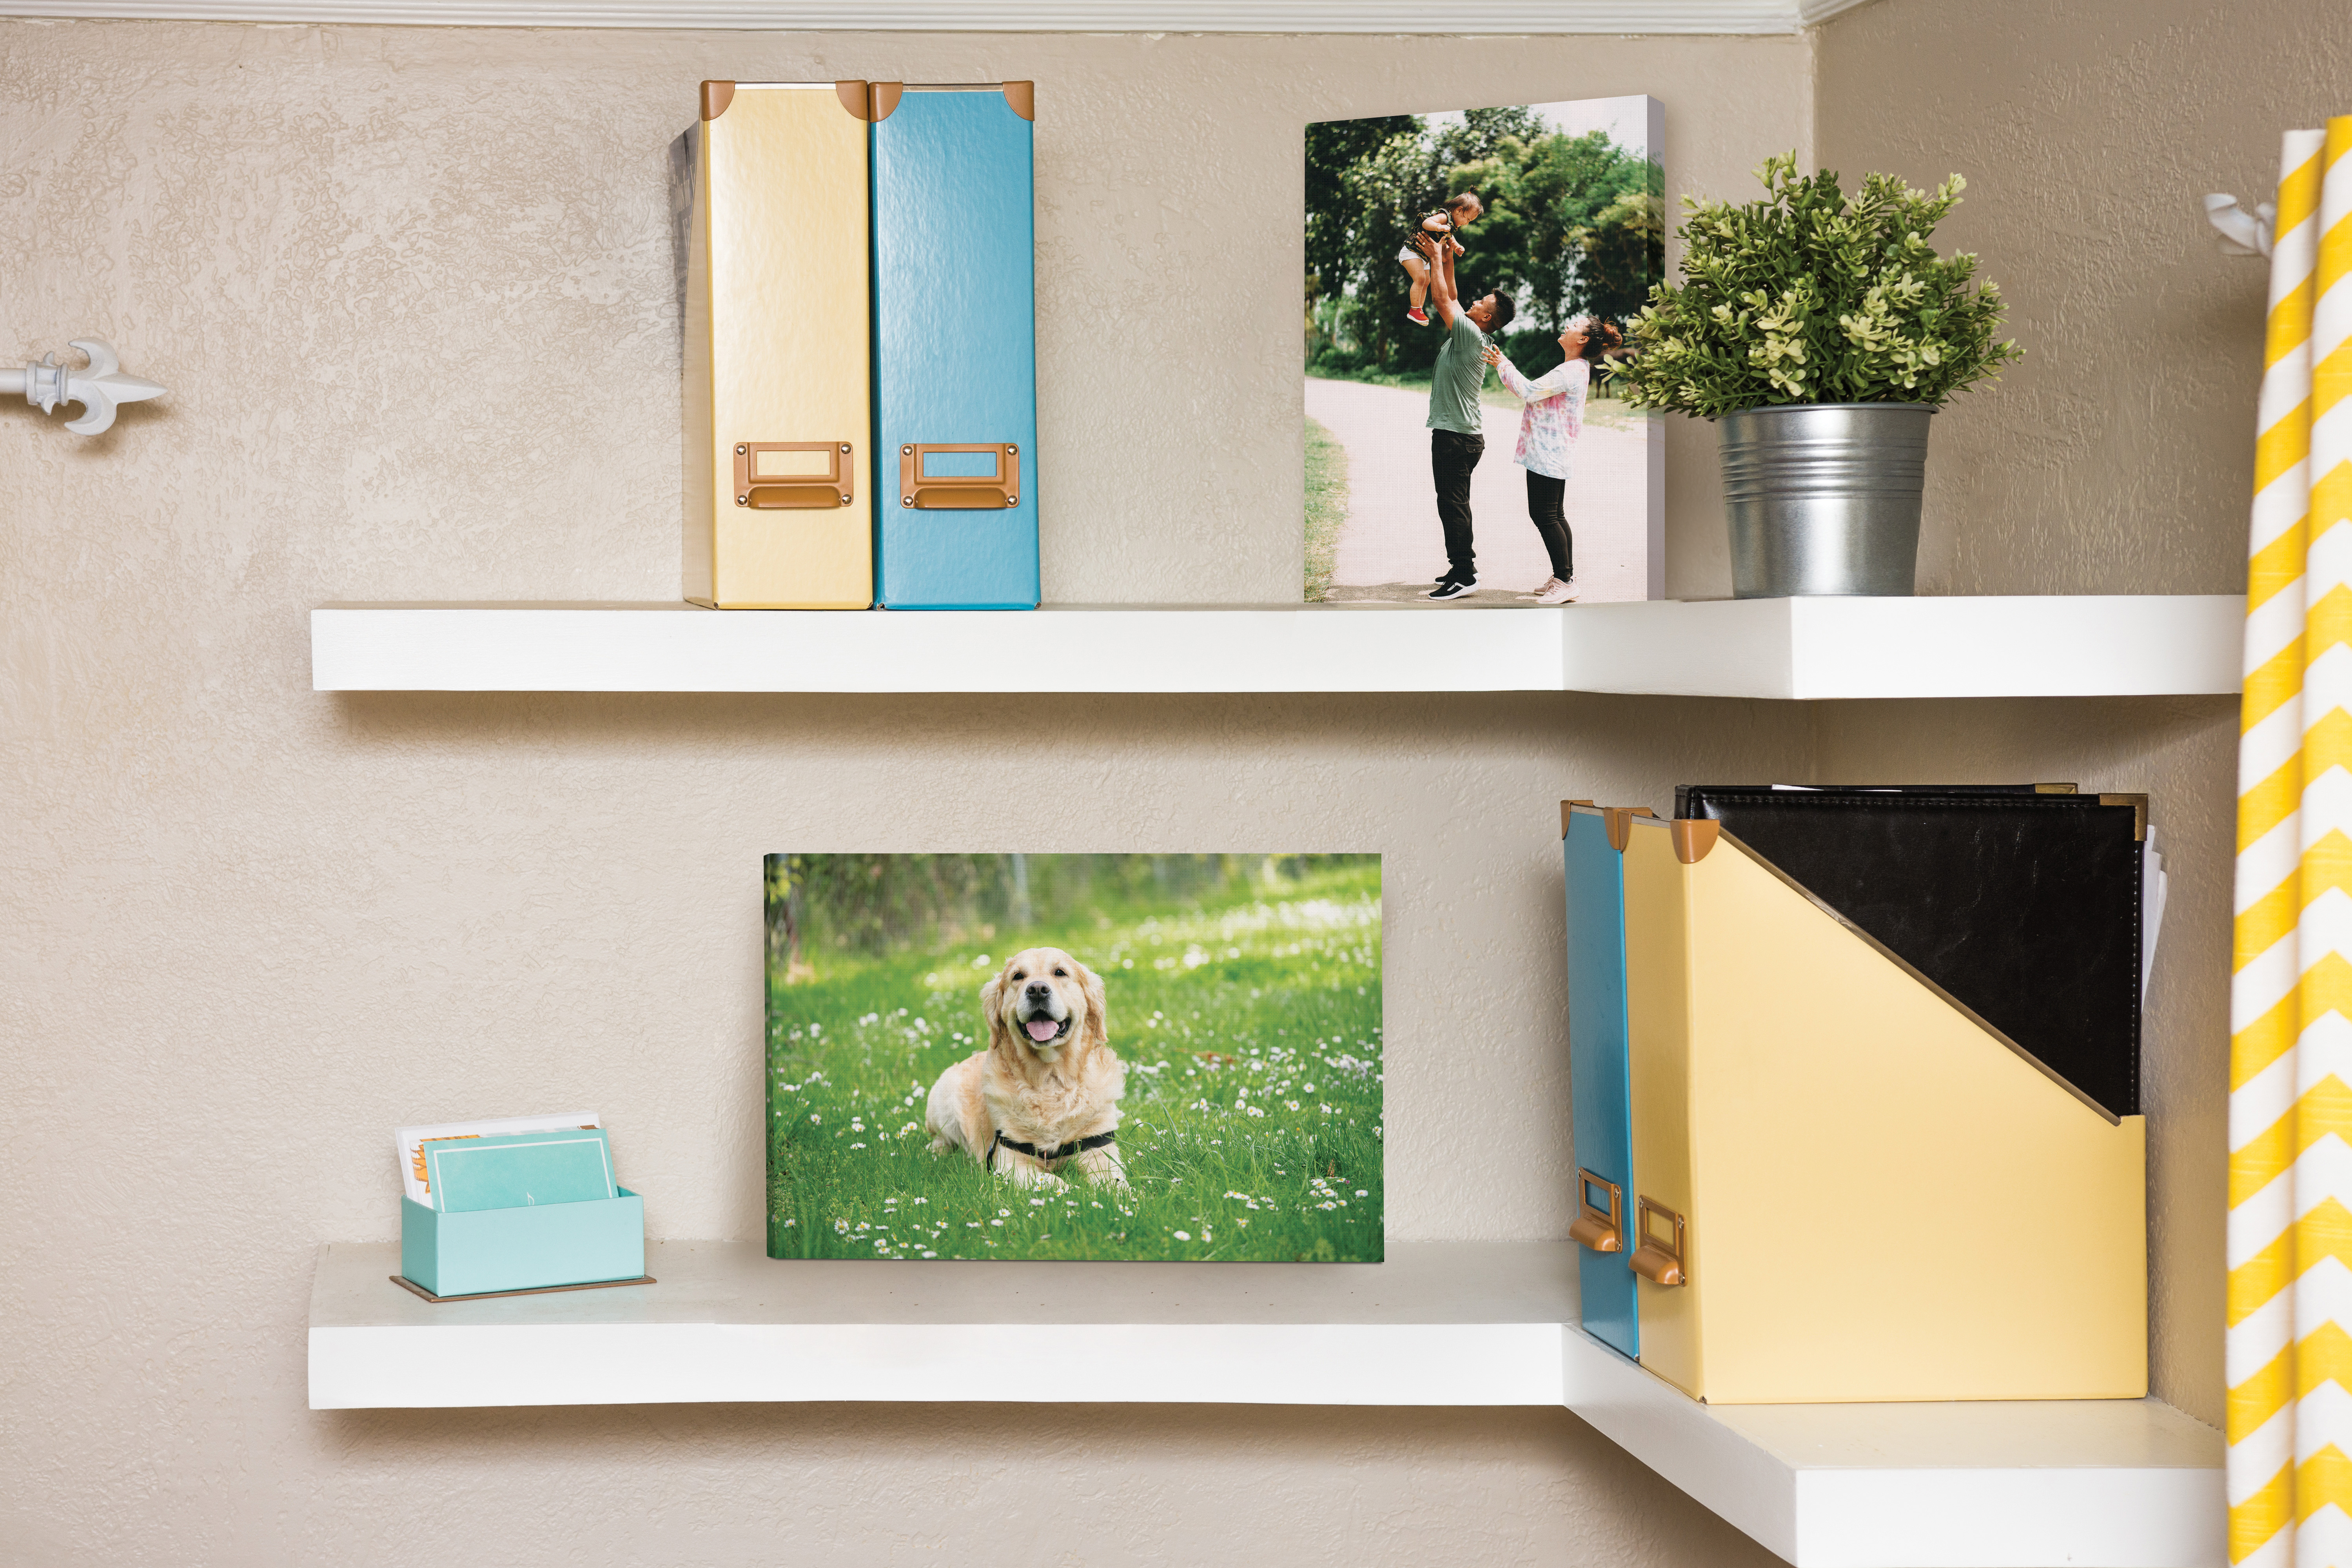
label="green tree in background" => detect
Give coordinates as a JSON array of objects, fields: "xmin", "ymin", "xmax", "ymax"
[
  {"xmin": 764, "ymin": 855, "xmax": 1376, "ymax": 978},
  {"xmin": 1306, "ymin": 112, "xmax": 1417, "ymax": 345},
  {"xmin": 1573, "ymin": 168, "xmax": 1668, "ymax": 329},
  {"xmin": 1304, "ymin": 109, "xmax": 1663, "ymax": 384},
  {"xmin": 1430, "ymin": 105, "xmax": 1548, "ymax": 171},
  {"xmin": 1322, "ymin": 127, "xmax": 1439, "ymax": 371}
]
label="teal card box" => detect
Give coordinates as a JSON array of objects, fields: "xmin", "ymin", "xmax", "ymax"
[
  {"xmin": 399, "ymin": 1189, "xmax": 645, "ymax": 1299},
  {"xmin": 426, "ymin": 1128, "xmax": 616, "ymax": 1212}
]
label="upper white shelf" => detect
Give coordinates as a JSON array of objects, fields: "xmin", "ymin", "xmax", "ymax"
[
  {"xmin": 310, "ymin": 595, "xmax": 2242, "ymax": 701},
  {"xmin": 0, "ymin": 1, "xmax": 1879, "ymax": 38},
  {"xmin": 309, "ymin": 1239, "xmax": 2222, "ymax": 1568}
]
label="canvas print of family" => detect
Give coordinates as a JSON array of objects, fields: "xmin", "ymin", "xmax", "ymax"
[
  {"xmin": 1305, "ymin": 96, "xmax": 1663, "ymax": 604},
  {"xmin": 764, "ymin": 853, "xmax": 1384, "ymax": 1262}
]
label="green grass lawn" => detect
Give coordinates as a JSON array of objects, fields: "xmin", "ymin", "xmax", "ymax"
[
  {"xmin": 1304, "ymin": 416, "xmax": 1348, "ymax": 603},
  {"xmin": 766, "ymin": 864, "xmax": 1384, "ymax": 1262},
  {"xmin": 1311, "ymin": 364, "xmax": 1446, "ymax": 395}
]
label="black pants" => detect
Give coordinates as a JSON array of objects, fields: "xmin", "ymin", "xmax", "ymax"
[
  {"xmin": 1525, "ymin": 470, "xmax": 1573, "ymax": 579},
  {"xmin": 1431, "ymin": 429, "xmax": 1484, "ymax": 578}
]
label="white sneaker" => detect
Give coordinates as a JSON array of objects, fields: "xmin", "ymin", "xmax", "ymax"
[{"xmin": 1526, "ymin": 577, "xmax": 1578, "ymax": 604}]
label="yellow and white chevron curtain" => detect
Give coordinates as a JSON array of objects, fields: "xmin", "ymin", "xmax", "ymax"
[{"xmin": 2233, "ymin": 122, "xmax": 2352, "ymax": 1566}]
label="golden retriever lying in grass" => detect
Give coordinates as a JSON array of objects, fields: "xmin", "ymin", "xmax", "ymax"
[{"xmin": 925, "ymin": 947, "xmax": 1129, "ymax": 1190}]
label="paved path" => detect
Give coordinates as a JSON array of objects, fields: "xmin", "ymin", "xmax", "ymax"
[{"xmin": 1306, "ymin": 376, "xmax": 1651, "ymax": 604}]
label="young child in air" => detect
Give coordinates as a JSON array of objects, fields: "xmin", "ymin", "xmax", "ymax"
[{"xmin": 1399, "ymin": 193, "xmax": 1482, "ymax": 326}]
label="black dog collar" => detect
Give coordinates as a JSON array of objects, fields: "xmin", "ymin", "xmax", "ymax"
[{"xmin": 987, "ymin": 1129, "xmax": 1118, "ymax": 1171}]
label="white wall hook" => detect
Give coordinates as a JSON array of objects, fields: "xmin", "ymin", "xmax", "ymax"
[
  {"xmin": 2205, "ymin": 192, "xmax": 2275, "ymax": 257},
  {"xmin": 0, "ymin": 339, "xmax": 167, "ymax": 435}
]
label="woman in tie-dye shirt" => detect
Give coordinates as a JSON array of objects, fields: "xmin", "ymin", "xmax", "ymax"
[{"xmin": 1482, "ymin": 317, "xmax": 1623, "ymax": 604}]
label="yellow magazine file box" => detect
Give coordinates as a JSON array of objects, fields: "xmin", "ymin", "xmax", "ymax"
[
  {"xmin": 683, "ymin": 81, "xmax": 874, "ymax": 608},
  {"xmin": 1617, "ymin": 813, "xmax": 2146, "ymax": 1404}
]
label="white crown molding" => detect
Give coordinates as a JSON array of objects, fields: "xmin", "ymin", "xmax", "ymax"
[{"xmin": 0, "ymin": 0, "xmax": 1883, "ymax": 33}]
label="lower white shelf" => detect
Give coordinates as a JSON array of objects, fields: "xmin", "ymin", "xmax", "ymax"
[
  {"xmin": 308, "ymin": 595, "xmax": 2243, "ymax": 700},
  {"xmin": 308, "ymin": 1240, "xmax": 2221, "ymax": 1568}
]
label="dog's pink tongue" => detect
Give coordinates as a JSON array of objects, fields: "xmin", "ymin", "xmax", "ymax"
[{"xmin": 1025, "ymin": 1019, "xmax": 1060, "ymax": 1042}]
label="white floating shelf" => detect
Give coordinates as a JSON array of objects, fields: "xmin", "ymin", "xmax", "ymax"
[
  {"xmin": 0, "ymin": 0, "xmax": 1883, "ymax": 38},
  {"xmin": 309, "ymin": 1240, "xmax": 2222, "ymax": 1568},
  {"xmin": 309, "ymin": 596, "xmax": 2241, "ymax": 700},
  {"xmin": 1562, "ymin": 594, "xmax": 2242, "ymax": 701}
]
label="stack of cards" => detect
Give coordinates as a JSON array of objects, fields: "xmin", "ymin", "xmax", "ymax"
[{"xmin": 395, "ymin": 1112, "xmax": 606, "ymax": 1210}]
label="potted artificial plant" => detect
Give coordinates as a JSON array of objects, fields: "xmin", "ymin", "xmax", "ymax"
[{"xmin": 1618, "ymin": 154, "xmax": 2021, "ymax": 598}]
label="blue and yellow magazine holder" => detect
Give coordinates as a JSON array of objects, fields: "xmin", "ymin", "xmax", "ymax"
[{"xmin": 1561, "ymin": 801, "xmax": 2145, "ymax": 1404}]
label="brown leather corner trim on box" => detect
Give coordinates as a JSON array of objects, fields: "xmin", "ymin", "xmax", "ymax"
[
  {"xmin": 1670, "ymin": 818, "xmax": 1720, "ymax": 865},
  {"xmin": 701, "ymin": 81, "xmax": 735, "ymax": 121},
  {"xmin": 1003, "ymin": 80, "xmax": 1035, "ymax": 120},
  {"xmin": 869, "ymin": 81, "xmax": 904, "ymax": 122},
  {"xmin": 1561, "ymin": 799, "xmax": 1596, "ymax": 838},
  {"xmin": 1600, "ymin": 805, "xmax": 1655, "ymax": 854},
  {"xmin": 836, "ymin": 79, "xmax": 872, "ymax": 120}
]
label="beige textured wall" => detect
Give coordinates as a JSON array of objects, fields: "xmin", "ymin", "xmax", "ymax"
[
  {"xmin": 0, "ymin": 19, "xmax": 1822, "ymax": 1565},
  {"xmin": 1815, "ymin": 0, "xmax": 2352, "ymax": 599}
]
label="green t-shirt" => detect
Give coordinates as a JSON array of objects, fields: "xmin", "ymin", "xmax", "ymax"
[{"xmin": 1426, "ymin": 309, "xmax": 1488, "ymax": 436}]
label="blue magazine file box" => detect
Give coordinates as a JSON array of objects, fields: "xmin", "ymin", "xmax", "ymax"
[
  {"xmin": 1564, "ymin": 804, "xmax": 1638, "ymax": 1360},
  {"xmin": 869, "ymin": 82, "xmax": 1040, "ymax": 609}
]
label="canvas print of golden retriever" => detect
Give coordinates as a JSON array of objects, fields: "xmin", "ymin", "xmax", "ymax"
[
  {"xmin": 765, "ymin": 853, "xmax": 1383, "ymax": 1263},
  {"xmin": 924, "ymin": 947, "xmax": 1130, "ymax": 1190}
]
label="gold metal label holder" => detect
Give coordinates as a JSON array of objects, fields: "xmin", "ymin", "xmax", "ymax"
[
  {"xmin": 735, "ymin": 441, "xmax": 856, "ymax": 509},
  {"xmin": 1569, "ymin": 1168, "xmax": 1623, "ymax": 1252},
  {"xmin": 1630, "ymin": 1196, "xmax": 1687, "ymax": 1287},
  {"xmin": 899, "ymin": 442, "xmax": 1020, "ymax": 510}
]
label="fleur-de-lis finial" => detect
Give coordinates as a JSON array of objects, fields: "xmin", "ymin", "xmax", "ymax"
[
  {"xmin": 2205, "ymin": 193, "xmax": 2275, "ymax": 258},
  {"xmin": 3, "ymin": 339, "xmax": 167, "ymax": 435}
]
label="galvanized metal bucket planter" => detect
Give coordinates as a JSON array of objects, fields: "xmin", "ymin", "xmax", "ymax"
[{"xmin": 1717, "ymin": 402, "xmax": 1933, "ymax": 597}]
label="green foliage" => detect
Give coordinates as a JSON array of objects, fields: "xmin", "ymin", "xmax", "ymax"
[
  {"xmin": 1307, "ymin": 114, "xmax": 1417, "ymax": 326},
  {"xmin": 1304, "ymin": 111, "xmax": 1660, "ymax": 378},
  {"xmin": 765, "ymin": 861, "xmax": 1384, "ymax": 1263},
  {"xmin": 1618, "ymin": 153, "xmax": 2022, "ymax": 417},
  {"xmin": 1303, "ymin": 416, "xmax": 1348, "ymax": 603},
  {"xmin": 1431, "ymin": 105, "xmax": 1549, "ymax": 170},
  {"xmin": 1573, "ymin": 170, "xmax": 1667, "ymax": 330},
  {"xmin": 765, "ymin": 853, "xmax": 1352, "ymax": 960}
]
